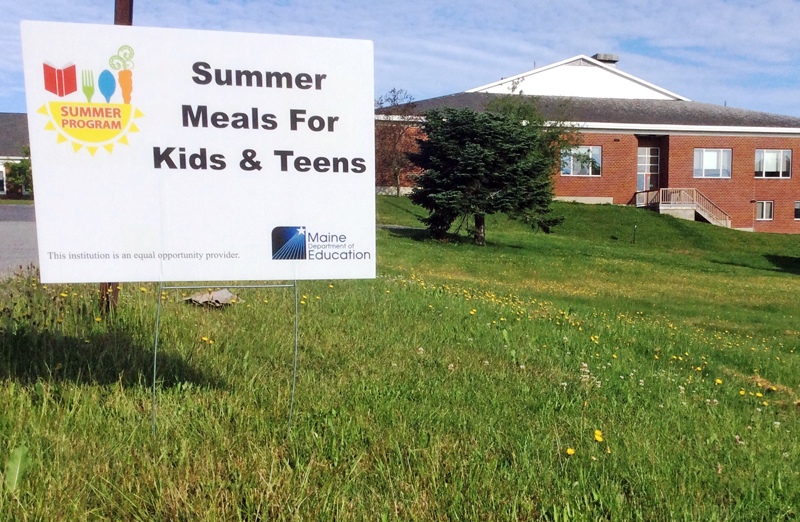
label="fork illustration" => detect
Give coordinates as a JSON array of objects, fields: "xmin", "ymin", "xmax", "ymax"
[{"xmin": 81, "ymin": 70, "xmax": 94, "ymax": 103}]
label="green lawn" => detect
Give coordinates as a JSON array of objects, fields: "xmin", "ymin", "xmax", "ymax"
[
  {"xmin": 0, "ymin": 196, "xmax": 797, "ymax": 520},
  {"xmin": 0, "ymin": 199, "xmax": 34, "ymax": 205}
]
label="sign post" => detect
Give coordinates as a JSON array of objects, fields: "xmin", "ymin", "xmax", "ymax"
[{"xmin": 100, "ymin": 0, "xmax": 134, "ymax": 314}]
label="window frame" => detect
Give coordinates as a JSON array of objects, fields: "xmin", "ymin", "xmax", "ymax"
[
  {"xmin": 755, "ymin": 149, "xmax": 791, "ymax": 178},
  {"xmin": 794, "ymin": 201, "xmax": 800, "ymax": 220},
  {"xmin": 693, "ymin": 148, "xmax": 732, "ymax": 179},
  {"xmin": 561, "ymin": 146, "xmax": 602, "ymax": 177},
  {"xmin": 756, "ymin": 201, "xmax": 774, "ymax": 221}
]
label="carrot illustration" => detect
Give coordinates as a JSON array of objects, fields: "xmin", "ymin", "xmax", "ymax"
[
  {"xmin": 117, "ymin": 70, "xmax": 132, "ymax": 104},
  {"xmin": 109, "ymin": 45, "xmax": 134, "ymax": 104}
]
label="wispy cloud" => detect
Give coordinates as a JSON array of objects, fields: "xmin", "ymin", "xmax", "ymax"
[{"xmin": 4, "ymin": 0, "xmax": 800, "ymax": 115}]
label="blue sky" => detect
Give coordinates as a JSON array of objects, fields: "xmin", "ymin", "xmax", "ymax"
[{"xmin": 4, "ymin": 0, "xmax": 800, "ymax": 116}]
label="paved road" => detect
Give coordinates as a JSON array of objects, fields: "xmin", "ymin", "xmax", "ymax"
[
  {"xmin": 0, "ymin": 205, "xmax": 38, "ymax": 279},
  {"xmin": 0, "ymin": 205, "xmax": 35, "ymax": 222}
]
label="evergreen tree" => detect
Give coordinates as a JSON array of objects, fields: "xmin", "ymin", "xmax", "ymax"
[{"xmin": 409, "ymin": 100, "xmax": 571, "ymax": 245}]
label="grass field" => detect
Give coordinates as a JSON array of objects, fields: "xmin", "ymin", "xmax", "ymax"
[{"xmin": 1, "ymin": 196, "xmax": 798, "ymax": 520}]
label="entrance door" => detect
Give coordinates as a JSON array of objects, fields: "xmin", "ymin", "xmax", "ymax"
[{"xmin": 637, "ymin": 147, "xmax": 660, "ymax": 191}]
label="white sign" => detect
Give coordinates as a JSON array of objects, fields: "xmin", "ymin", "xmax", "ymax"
[{"xmin": 21, "ymin": 21, "xmax": 375, "ymax": 283}]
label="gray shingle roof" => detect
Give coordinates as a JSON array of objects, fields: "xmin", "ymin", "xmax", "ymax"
[
  {"xmin": 0, "ymin": 113, "xmax": 29, "ymax": 157},
  {"xmin": 380, "ymin": 93, "xmax": 800, "ymax": 129}
]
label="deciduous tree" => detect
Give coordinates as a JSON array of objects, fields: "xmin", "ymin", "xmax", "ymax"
[
  {"xmin": 375, "ymin": 89, "xmax": 418, "ymax": 196},
  {"xmin": 6, "ymin": 146, "xmax": 32, "ymax": 198}
]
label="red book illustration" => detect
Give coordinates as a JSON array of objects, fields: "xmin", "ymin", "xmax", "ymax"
[{"xmin": 43, "ymin": 63, "xmax": 77, "ymax": 97}]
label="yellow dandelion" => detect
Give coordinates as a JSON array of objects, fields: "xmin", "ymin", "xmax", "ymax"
[
  {"xmin": 612, "ymin": 354, "xmax": 617, "ymax": 359},
  {"xmin": 140, "ymin": 287, "xmax": 147, "ymax": 292},
  {"xmin": 385, "ymin": 290, "xmax": 390, "ymax": 294},
  {"xmin": 654, "ymin": 354, "xmax": 659, "ymax": 360},
  {"xmin": 739, "ymin": 390, "xmax": 746, "ymax": 396},
  {"xmin": 208, "ymin": 340, "xmax": 215, "ymax": 345},
  {"xmin": 762, "ymin": 401, "xmax": 768, "ymax": 406},
  {"xmin": 329, "ymin": 284, "xmax": 334, "ymax": 288},
  {"xmin": 756, "ymin": 392, "xmax": 763, "ymax": 398},
  {"xmin": 594, "ymin": 430, "xmax": 604, "ymax": 442},
  {"xmin": 566, "ymin": 448, "xmax": 575, "ymax": 456},
  {"xmin": 60, "ymin": 292, "xmax": 68, "ymax": 297},
  {"xmin": 56, "ymin": 318, "xmax": 63, "ymax": 323},
  {"xmin": 94, "ymin": 317, "xmax": 102, "ymax": 322},
  {"xmin": 300, "ymin": 300, "xmax": 306, "ymax": 305},
  {"xmin": 201, "ymin": 336, "xmax": 208, "ymax": 341},
  {"xmin": 715, "ymin": 379, "xmax": 722, "ymax": 385}
]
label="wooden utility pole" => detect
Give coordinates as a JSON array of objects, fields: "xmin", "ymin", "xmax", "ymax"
[
  {"xmin": 114, "ymin": 0, "xmax": 133, "ymax": 25},
  {"xmin": 100, "ymin": 0, "xmax": 133, "ymax": 314}
]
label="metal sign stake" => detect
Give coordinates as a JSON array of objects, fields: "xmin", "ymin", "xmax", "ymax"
[{"xmin": 150, "ymin": 282, "xmax": 299, "ymax": 438}]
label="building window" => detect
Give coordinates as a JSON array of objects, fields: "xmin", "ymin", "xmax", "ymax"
[
  {"xmin": 693, "ymin": 149, "xmax": 732, "ymax": 178},
  {"xmin": 756, "ymin": 201, "xmax": 774, "ymax": 221},
  {"xmin": 637, "ymin": 147, "xmax": 659, "ymax": 191},
  {"xmin": 562, "ymin": 146, "xmax": 601, "ymax": 176},
  {"xmin": 0, "ymin": 163, "xmax": 5, "ymax": 195},
  {"xmin": 795, "ymin": 202, "xmax": 800, "ymax": 220},
  {"xmin": 755, "ymin": 149, "xmax": 791, "ymax": 178}
]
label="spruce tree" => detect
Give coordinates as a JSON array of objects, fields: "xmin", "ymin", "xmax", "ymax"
[{"xmin": 409, "ymin": 101, "xmax": 569, "ymax": 245}]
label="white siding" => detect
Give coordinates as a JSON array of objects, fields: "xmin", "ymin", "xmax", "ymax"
[
  {"xmin": 467, "ymin": 55, "xmax": 687, "ymax": 101},
  {"xmin": 472, "ymin": 65, "xmax": 675, "ymax": 99}
]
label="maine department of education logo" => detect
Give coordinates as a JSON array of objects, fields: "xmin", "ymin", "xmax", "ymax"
[
  {"xmin": 38, "ymin": 45, "xmax": 144, "ymax": 155},
  {"xmin": 272, "ymin": 226, "xmax": 307, "ymax": 260}
]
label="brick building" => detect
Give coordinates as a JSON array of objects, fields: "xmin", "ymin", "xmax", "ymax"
[{"xmin": 377, "ymin": 54, "xmax": 800, "ymax": 233}]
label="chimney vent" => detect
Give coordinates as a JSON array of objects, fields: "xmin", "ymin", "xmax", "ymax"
[{"xmin": 592, "ymin": 53, "xmax": 619, "ymax": 68}]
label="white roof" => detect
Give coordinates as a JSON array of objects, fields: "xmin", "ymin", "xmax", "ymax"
[{"xmin": 466, "ymin": 54, "xmax": 690, "ymax": 101}]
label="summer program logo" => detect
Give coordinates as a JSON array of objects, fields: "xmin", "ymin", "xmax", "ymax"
[{"xmin": 37, "ymin": 45, "xmax": 144, "ymax": 155}]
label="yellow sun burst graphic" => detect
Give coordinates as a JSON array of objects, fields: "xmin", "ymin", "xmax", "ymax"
[{"xmin": 39, "ymin": 102, "xmax": 144, "ymax": 155}]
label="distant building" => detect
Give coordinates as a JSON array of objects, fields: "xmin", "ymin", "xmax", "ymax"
[
  {"xmin": 0, "ymin": 112, "xmax": 29, "ymax": 197},
  {"xmin": 378, "ymin": 54, "xmax": 800, "ymax": 233}
]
